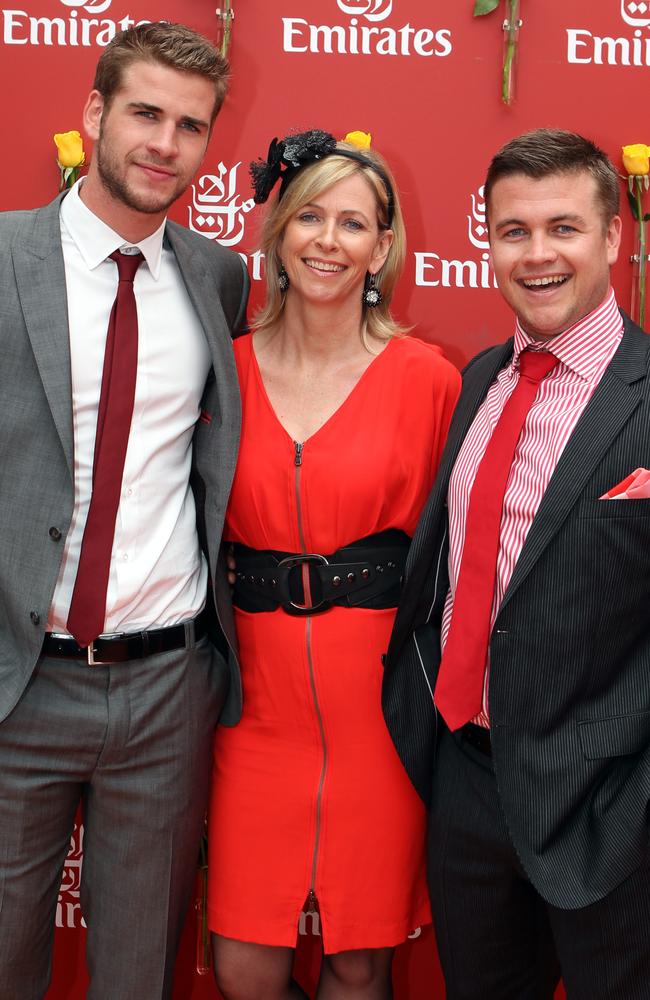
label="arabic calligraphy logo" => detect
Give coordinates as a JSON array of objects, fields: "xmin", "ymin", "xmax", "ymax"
[
  {"xmin": 188, "ymin": 162, "xmax": 255, "ymax": 246},
  {"xmin": 621, "ymin": 0, "xmax": 650, "ymax": 27},
  {"xmin": 59, "ymin": 0, "xmax": 113, "ymax": 12},
  {"xmin": 57, "ymin": 822, "xmax": 86, "ymax": 929},
  {"xmin": 336, "ymin": 0, "xmax": 394, "ymax": 22},
  {"xmin": 467, "ymin": 185, "xmax": 489, "ymax": 250}
]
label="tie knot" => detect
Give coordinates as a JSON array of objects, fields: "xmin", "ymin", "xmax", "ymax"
[
  {"xmin": 518, "ymin": 349, "xmax": 558, "ymax": 385},
  {"xmin": 110, "ymin": 249, "xmax": 144, "ymax": 283}
]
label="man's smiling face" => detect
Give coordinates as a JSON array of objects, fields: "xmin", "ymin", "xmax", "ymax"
[{"xmin": 488, "ymin": 170, "xmax": 622, "ymax": 340}]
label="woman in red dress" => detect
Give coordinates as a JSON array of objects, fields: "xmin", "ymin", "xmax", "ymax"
[{"xmin": 208, "ymin": 130, "xmax": 460, "ymax": 999}]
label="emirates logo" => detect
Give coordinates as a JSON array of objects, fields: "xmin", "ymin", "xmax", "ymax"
[
  {"xmin": 621, "ymin": 0, "xmax": 650, "ymax": 26},
  {"xmin": 414, "ymin": 184, "xmax": 496, "ymax": 291},
  {"xmin": 337, "ymin": 0, "xmax": 393, "ymax": 21},
  {"xmin": 283, "ymin": 0, "xmax": 452, "ymax": 58},
  {"xmin": 188, "ymin": 161, "xmax": 255, "ymax": 247},
  {"xmin": 59, "ymin": 0, "xmax": 113, "ymax": 12},
  {"xmin": 566, "ymin": 1, "xmax": 650, "ymax": 64}
]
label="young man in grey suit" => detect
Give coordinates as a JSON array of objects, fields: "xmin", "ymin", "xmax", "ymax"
[
  {"xmin": 0, "ymin": 22, "xmax": 248, "ymax": 1000},
  {"xmin": 383, "ymin": 130, "xmax": 650, "ymax": 998}
]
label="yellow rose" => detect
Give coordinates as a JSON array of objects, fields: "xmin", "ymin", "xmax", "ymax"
[
  {"xmin": 344, "ymin": 130, "xmax": 372, "ymax": 150},
  {"xmin": 622, "ymin": 143, "xmax": 650, "ymax": 176},
  {"xmin": 54, "ymin": 130, "xmax": 85, "ymax": 169}
]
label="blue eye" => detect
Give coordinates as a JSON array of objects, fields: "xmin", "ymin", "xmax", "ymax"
[{"xmin": 343, "ymin": 218, "xmax": 364, "ymax": 231}]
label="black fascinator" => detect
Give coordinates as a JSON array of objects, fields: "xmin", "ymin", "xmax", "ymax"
[
  {"xmin": 250, "ymin": 129, "xmax": 338, "ymax": 204},
  {"xmin": 249, "ymin": 127, "xmax": 396, "ymax": 226}
]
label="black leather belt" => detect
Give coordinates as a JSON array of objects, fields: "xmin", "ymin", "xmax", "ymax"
[
  {"xmin": 42, "ymin": 609, "xmax": 207, "ymax": 666},
  {"xmin": 232, "ymin": 529, "xmax": 410, "ymax": 616},
  {"xmin": 460, "ymin": 722, "xmax": 491, "ymax": 756}
]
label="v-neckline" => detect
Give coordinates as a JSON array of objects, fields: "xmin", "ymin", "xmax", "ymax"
[{"xmin": 248, "ymin": 335, "xmax": 396, "ymax": 446}]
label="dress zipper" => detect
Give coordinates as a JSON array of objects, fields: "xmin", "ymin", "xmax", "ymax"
[{"xmin": 293, "ymin": 440, "xmax": 327, "ymax": 916}]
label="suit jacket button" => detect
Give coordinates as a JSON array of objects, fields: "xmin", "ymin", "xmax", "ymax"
[
  {"xmin": 49, "ymin": 526, "xmax": 62, "ymax": 541},
  {"xmin": 30, "ymin": 611, "xmax": 40, "ymax": 625}
]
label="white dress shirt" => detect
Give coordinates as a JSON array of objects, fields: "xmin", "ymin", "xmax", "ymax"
[{"xmin": 48, "ymin": 180, "xmax": 211, "ymax": 634}]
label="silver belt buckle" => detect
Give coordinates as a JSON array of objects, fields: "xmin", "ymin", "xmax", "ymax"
[
  {"xmin": 87, "ymin": 642, "xmax": 100, "ymax": 666},
  {"xmin": 276, "ymin": 553, "xmax": 330, "ymax": 614}
]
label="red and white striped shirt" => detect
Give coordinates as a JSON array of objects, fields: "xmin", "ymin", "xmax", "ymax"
[{"xmin": 441, "ymin": 290, "xmax": 624, "ymax": 726}]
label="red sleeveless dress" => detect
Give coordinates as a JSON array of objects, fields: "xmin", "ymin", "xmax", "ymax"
[{"xmin": 208, "ymin": 333, "xmax": 460, "ymax": 953}]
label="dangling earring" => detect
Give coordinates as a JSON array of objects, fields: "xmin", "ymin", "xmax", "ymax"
[
  {"xmin": 278, "ymin": 264, "xmax": 290, "ymax": 293},
  {"xmin": 363, "ymin": 272, "xmax": 382, "ymax": 308}
]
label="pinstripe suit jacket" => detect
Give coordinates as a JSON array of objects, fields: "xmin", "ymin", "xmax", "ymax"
[
  {"xmin": 0, "ymin": 194, "xmax": 248, "ymax": 728},
  {"xmin": 383, "ymin": 311, "xmax": 650, "ymax": 909}
]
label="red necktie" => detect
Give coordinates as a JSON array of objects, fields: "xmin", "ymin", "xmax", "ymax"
[
  {"xmin": 67, "ymin": 250, "xmax": 144, "ymax": 647},
  {"xmin": 434, "ymin": 349, "xmax": 559, "ymax": 731}
]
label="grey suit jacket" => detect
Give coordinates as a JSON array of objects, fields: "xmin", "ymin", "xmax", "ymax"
[
  {"xmin": 383, "ymin": 313, "xmax": 650, "ymax": 910},
  {"xmin": 0, "ymin": 194, "xmax": 248, "ymax": 726}
]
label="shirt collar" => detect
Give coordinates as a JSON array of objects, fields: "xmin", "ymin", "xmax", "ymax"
[
  {"xmin": 512, "ymin": 288, "xmax": 623, "ymax": 382},
  {"xmin": 59, "ymin": 179, "xmax": 165, "ymax": 279}
]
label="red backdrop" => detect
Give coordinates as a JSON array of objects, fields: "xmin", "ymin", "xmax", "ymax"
[{"xmin": 1, "ymin": 0, "xmax": 644, "ymax": 994}]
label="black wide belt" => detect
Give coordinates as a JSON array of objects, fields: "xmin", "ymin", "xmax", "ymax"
[
  {"xmin": 460, "ymin": 722, "xmax": 491, "ymax": 756},
  {"xmin": 42, "ymin": 609, "xmax": 208, "ymax": 665},
  {"xmin": 232, "ymin": 529, "xmax": 410, "ymax": 616}
]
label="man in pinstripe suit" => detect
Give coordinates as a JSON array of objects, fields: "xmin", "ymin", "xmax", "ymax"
[{"xmin": 383, "ymin": 129, "xmax": 650, "ymax": 998}]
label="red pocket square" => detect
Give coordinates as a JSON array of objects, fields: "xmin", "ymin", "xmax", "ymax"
[
  {"xmin": 199, "ymin": 410, "xmax": 212, "ymax": 425},
  {"xmin": 600, "ymin": 468, "xmax": 650, "ymax": 499}
]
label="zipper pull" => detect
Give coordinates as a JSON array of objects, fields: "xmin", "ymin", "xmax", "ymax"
[
  {"xmin": 294, "ymin": 442, "xmax": 303, "ymax": 467},
  {"xmin": 308, "ymin": 889, "xmax": 317, "ymax": 913}
]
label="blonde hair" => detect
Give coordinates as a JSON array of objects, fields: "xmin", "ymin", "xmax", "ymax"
[{"xmin": 254, "ymin": 141, "xmax": 407, "ymax": 346}]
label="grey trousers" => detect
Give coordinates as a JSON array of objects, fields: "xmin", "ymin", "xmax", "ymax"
[{"xmin": 0, "ymin": 634, "xmax": 227, "ymax": 1000}]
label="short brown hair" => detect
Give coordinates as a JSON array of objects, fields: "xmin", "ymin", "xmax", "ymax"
[
  {"xmin": 484, "ymin": 128, "xmax": 620, "ymax": 225},
  {"xmin": 255, "ymin": 140, "xmax": 407, "ymax": 346},
  {"xmin": 93, "ymin": 21, "xmax": 229, "ymax": 122}
]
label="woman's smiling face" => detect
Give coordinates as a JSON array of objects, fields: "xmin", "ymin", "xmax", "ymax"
[{"xmin": 279, "ymin": 172, "xmax": 393, "ymax": 310}]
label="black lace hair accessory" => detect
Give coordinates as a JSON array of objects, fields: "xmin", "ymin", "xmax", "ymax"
[{"xmin": 249, "ymin": 128, "xmax": 395, "ymax": 227}]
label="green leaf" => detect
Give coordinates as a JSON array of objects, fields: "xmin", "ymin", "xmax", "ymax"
[
  {"xmin": 473, "ymin": 0, "xmax": 500, "ymax": 14},
  {"xmin": 628, "ymin": 189, "xmax": 641, "ymax": 221}
]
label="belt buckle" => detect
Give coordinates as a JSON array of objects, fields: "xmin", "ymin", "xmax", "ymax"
[
  {"xmin": 86, "ymin": 638, "xmax": 120, "ymax": 665},
  {"xmin": 277, "ymin": 553, "xmax": 330, "ymax": 616}
]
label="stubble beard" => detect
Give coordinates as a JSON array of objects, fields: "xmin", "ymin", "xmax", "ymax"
[{"xmin": 95, "ymin": 131, "xmax": 183, "ymax": 216}]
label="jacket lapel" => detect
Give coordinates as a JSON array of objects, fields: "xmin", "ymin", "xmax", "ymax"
[
  {"xmin": 500, "ymin": 318, "xmax": 648, "ymax": 610},
  {"xmin": 391, "ymin": 340, "xmax": 515, "ymax": 656},
  {"xmin": 437, "ymin": 341, "xmax": 515, "ymax": 495},
  {"xmin": 13, "ymin": 196, "xmax": 74, "ymax": 478},
  {"xmin": 166, "ymin": 225, "xmax": 240, "ymax": 426}
]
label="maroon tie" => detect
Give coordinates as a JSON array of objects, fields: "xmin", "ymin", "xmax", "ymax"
[
  {"xmin": 434, "ymin": 349, "xmax": 559, "ymax": 731},
  {"xmin": 67, "ymin": 250, "xmax": 144, "ymax": 647}
]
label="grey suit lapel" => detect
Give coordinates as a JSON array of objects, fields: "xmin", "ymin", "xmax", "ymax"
[
  {"xmin": 500, "ymin": 321, "xmax": 648, "ymax": 611},
  {"xmin": 166, "ymin": 225, "xmax": 239, "ymax": 420},
  {"xmin": 13, "ymin": 196, "xmax": 73, "ymax": 477}
]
